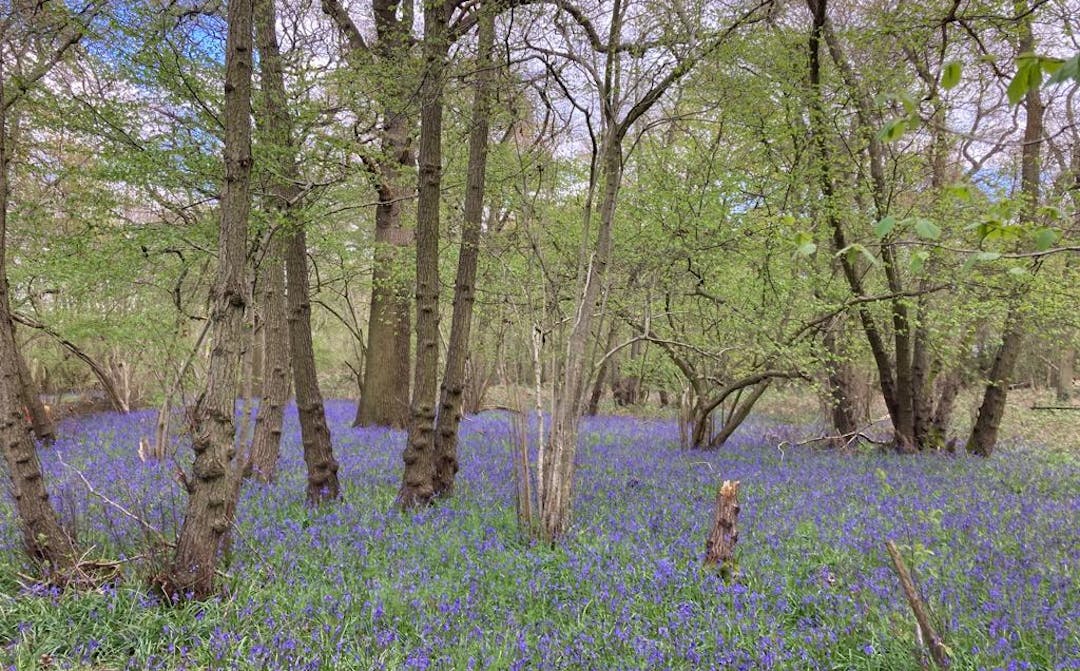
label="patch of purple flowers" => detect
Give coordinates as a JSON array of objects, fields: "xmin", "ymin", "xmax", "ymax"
[{"xmin": 0, "ymin": 402, "xmax": 1076, "ymax": 669}]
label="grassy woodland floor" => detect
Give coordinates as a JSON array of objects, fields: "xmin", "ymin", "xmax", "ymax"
[{"xmin": 0, "ymin": 399, "xmax": 1077, "ymax": 670}]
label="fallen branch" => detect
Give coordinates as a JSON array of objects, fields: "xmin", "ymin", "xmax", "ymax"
[
  {"xmin": 56, "ymin": 452, "xmax": 173, "ymax": 549},
  {"xmin": 790, "ymin": 415, "xmax": 891, "ymax": 449},
  {"xmin": 885, "ymin": 540, "xmax": 950, "ymax": 669}
]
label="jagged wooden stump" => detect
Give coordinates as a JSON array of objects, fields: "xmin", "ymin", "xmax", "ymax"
[{"xmin": 704, "ymin": 479, "xmax": 740, "ymax": 580}]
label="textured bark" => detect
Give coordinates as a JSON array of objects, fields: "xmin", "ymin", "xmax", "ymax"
[
  {"xmin": 822, "ymin": 322, "xmax": 860, "ymax": 440},
  {"xmin": 966, "ymin": 13, "xmax": 1042, "ymax": 458},
  {"xmin": 287, "ymin": 226, "xmax": 341, "ymax": 504},
  {"xmin": 806, "ymin": 0, "xmax": 900, "ymax": 444},
  {"xmin": 14, "ymin": 334, "xmax": 54, "ymax": 444},
  {"xmin": 586, "ymin": 323, "xmax": 618, "ymax": 416},
  {"xmin": 399, "ymin": 0, "xmax": 447, "ymax": 508},
  {"xmin": 0, "ymin": 301, "xmax": 75, "ymax": 571},
  {"xmin": 0, "ymin": 76, "xmax": 76, "ymax": 572},
  {"xmin": 355, "ymin": 183, "xmax": 412, "ymax": 429},
  {"xmin": 704, "ymin": 480, "xmax": 740, "ymax": 581},
  {"xmin": 1057, "ymin": 347, "xmax": 1074, "ymax": 402},
  {"xmin": 323, "ymin": 0, "xmax": 415, "ymax": 431},
  {"xmin": 164, "ymin": 0, "xmax": 253, "ymax": 600},
  {"xmin": 247, "ymin": 0, "xmax": 294, "ymax": 483},
  {"xmin": 931, "ymin": 369, "xmax": 961, "ymax": 445},
  {"xmin": 248, "ymin": 238, "xmax": 288, "ymax": 482},
  {"xmin": 255, "ymin": 0, "xmax": 339, "ymax": 503},
  {"xmin": 966, "ymin": 310, "xmax": 1025, "ymax": 457},
  {"xmin": 431, "ymin": 6, "xmax": 495, "ymax": 499},
  {"xmin": 911, "ymin": 314, "xmax": 936, "ymax": 449}
]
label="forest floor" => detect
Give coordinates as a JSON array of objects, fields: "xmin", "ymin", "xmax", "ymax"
[{"xmin": 0, "ymin": 398, "xmax": 1077, "ymax": 670}]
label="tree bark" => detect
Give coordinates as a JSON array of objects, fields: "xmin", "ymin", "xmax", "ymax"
[
  {"xmin": 431, "ymin": 6, "xmax": 495, "ymax": 499},
  {"xmin": 164, "ymin": 0, "xmax": 254, "ymax": 600},
  {"xmin": 322, "ymin": 0, "xmax": 416, "ymax": 431},
  {"xmin": 247, "ymin": 0, "xmax": 295, "ymax": 483},
  {"xmin": 822, "ymin": 319, "xmax": 860, "ymax": 440},
  {"xmin": 13, "ymin": 330, "xmax": 55, "ymax": 444},
  {"xmin": 1057, "ymin": 347, "xmax": 1074, "ymax": 402},
  {"xmin": 806, "ymin": 0, "xmax": 902, "ymax": 448},
  {"xmin": 399, "ymin": 0, "xmax": 448, "ymax": 508},
  {"xmin": 355, "ymin": 175, "xmax": 412, "ymax": 429},
  {"xmin": 255, "ymin": 0, "xmax": 340, "ymax": 502},
  {"xmin": 586, "ymin": 323, "xmax": 618, "ymax": 416},
  {"xmin": 966, "ymin": 10, "xmax": 1042, "ymax": 458},
  {"xmin": 0, "ymin": 71, "xmax": 76, "ymax": 573},
  {"xmin": 931, "ymin": 368, "xmax": 961, "ymax": 446},
  {"xmin": 287, "ymin": 225, "xmax": 341, "ymax": 504},
  {"xmin": 704, "ymin": 480, "xmax": 740, "ymax": 581},
  {"xmin": 248, "ymin": 239, "xmax": 288, "ymax": 482}
]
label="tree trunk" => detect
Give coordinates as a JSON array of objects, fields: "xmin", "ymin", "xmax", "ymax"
[
  {"xmin": 0, "ymin": 299, "xmax": 76, "ymax": 573},
  {"xmin": 254, "ymin": 0, "xmax": 339, "ymax": 503},
  {"xmin": 910, "ymin": 313, "xmax": 936, "ymax": 449},
  {"xmin": 703, "ymin": 480, "xmax": 740, "ymax": 581},
  {"xmin": 806, "ymin": 0, "xmax": 902, "ymax": 448},
  {"xmin": 822, "ymin": 320, "xmax": 860, "ymax": 440},
  {"xmin": 966, "ymin": 310, "xmax": 1025, "ymax": 457},
  {"xmin": 931, "ymin": 368, "xmax": 960, "ymax": 446},
  {"xmin": 541, "ymin": 128, "xmax": 621, "ymax": 539},
  {"xmin": 1057, "ymin": 347, "xmax": 1074, "ymax": 402},
  {"xmin": 431, "ymin": 6, "xmax": 495, "ymax": 499},
  {"xmin": 248, "ymin": 238, "xmax": 288, "ymax": 482},
  {"xmin": 14, "ymin": 332, "xmax": 54, "ymax": 444},
  {"xmin": 399, "ymin": 0, "xmax": 447, "ymax": 508},
  {"xmin": 355, "ymin": 195, "xmax": 412, "ymax": 429},
  {"xmin": 287, "ymin": 225, "xmax": 341, "ymax": 504},
  {"xmin": 163, "ymin": 0, "xmax": 254, "ymax": 600},
  {"xmin": 247, "ymin": 0, "xmax": 296, "ymax": 484},
  {"xmin": 966, "ymin": 11, "xmax": 1042, "ymax": 458},
  {"xmin": 586, "ymin": 323, "xmax": 618, "ymax": 415},
  {"xmin": 0, "ymin": 85, "xmax": 76, "ymax": 573},
  {"xmin": 707, "ymin": 381, "xmax": 769, "ymax": 449}
]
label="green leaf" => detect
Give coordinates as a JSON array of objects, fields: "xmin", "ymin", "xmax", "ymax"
[
  {"xmin": 946, "ymin": 182, "xmax": 974, "ymax": 202},
  {"xmin": 941, "ymin": 61, "xmax": 962, "ymax": 90},
  {"xmin": 1008, "ymin": 266, "xmax": 1028, "ymax": 277},
  {"xmin": 910, "ymin": 250, "xmax": 930, "ymax": 274},
  {"xmin": 838, "ymin": 243, "xmax": 879, "ymax": 266},
  {"xmin": 877, "ymin": 118, "xmax": 907, "ymax": 143},
  {"xmin": 913, "ymin": 218, "xmax": 941, "ymax": 241},
  {"xmin": 873, "ymin": 216, "xmax": 897, "ymax": 238},
  {"xmin": 1047, "ymin": 54, "xmax": 1080, "ymax": 84},
  {"xmin": 1034, "ymin": 228, "xmax": 1059, "ymax": 251},
  {"xmin": 974, "ymin": 251, "xmax": 1001, "ymax": 262},
  {"xmin": 1040, "ymin": 57, "xmax": 1064, "ymax": 75},
  {"xmin": 1037, "ymin": 205, "xmax": 1063, "ymax": 221},
  {"xmin": 1007, "ymin": 57, "xmax": 1041, "ymax": 105},
  {"xmin": 793, "ymin": 231, "xmax": 817, "ymax": 257}
]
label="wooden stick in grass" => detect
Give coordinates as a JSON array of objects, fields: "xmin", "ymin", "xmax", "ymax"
[{"xmin": 885, "ymin": 540, "xmax": 950, "ymax": 669}]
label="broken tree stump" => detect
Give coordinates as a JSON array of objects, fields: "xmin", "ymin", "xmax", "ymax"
[
  {"xmin": 885, "ymin": 540, "xmax": 950, "ymax": 669},
  {"xmin": 704, "ymin": 479, "xmax": 740, "ymax": 580}
]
